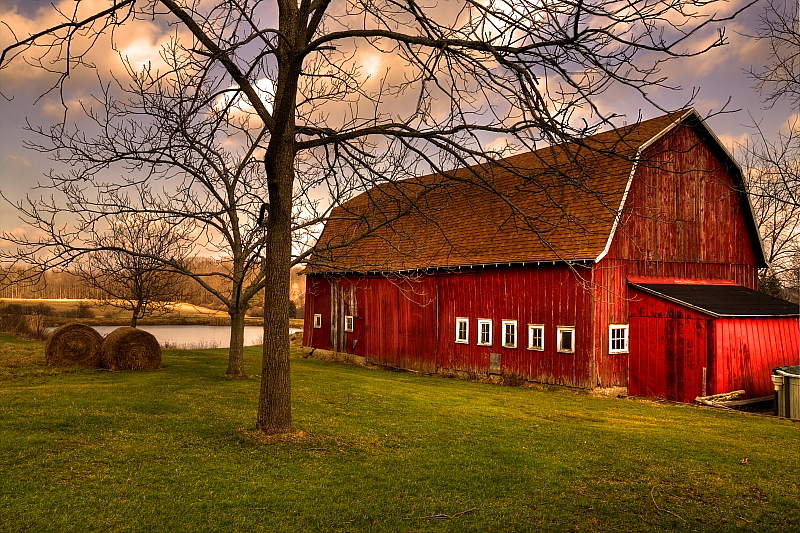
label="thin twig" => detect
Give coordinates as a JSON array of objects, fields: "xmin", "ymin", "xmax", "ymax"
[
  {"xmin": 404, "ymin": 507, "xmax": 477, "ymax": 520},
  {"xmin": 650, "ymin": 487, "xmax": 686, "ymax": 522}
]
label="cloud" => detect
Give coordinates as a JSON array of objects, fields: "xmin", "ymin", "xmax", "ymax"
[
  {"xmin": 0, "ymin": 0, "xmax": 175, "ymax": 93},
  {"xmin": 716, "ymin": 131, "xmax": 751, "ymax": 154},
  {"xmin": 779, "ymin": 114, "xmax": 799, "ymax": 136},
  {"xmin": 3, "ymin": 154, "xmax": 29, "ymax": 167}
]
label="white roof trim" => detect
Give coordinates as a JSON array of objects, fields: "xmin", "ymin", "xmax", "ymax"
[
  {"xmin": 595, "ymin": 109, "xmax": 694, "ymax": 262},
  {"xmin": 594, "ymin": 157, "xmax": 639, "ymax": 263},
  {"xmin": 595, "ymin": 109, "xmax": 767, "ymax": 265}
]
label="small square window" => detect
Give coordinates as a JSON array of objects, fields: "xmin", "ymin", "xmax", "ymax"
[
  {"xmin": 501, "ymin": 320, "xmax": 517, "ymax": 348},
  {"xmin": 557, "ymin": 326, "xmax": 575, "ymax": 353},
  {"xmin": 344, "ymin": 315, "xmax": 354, "ymax": 332},
  {"xmin": 527, "ymin": 324, "xmax": 544, "ymax": 351},
  {"xmin": 477, "ymin": 319, "xmax": 492, "ymax": 346},
  {"xmin": 313, "ymin": 314, "xmax": 322, "ymax": 328},
  {"xmin": 455, "ymin": 317, "xmax": 469, "ymax": 344},
  {"xmin": 609, "ymin": 324, "xmax": 629, "ymax": 354}
]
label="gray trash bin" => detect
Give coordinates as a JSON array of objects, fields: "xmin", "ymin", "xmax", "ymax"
[{"xmin": 772, "ymin": 365, "xmax": 800, "ymax": 420}]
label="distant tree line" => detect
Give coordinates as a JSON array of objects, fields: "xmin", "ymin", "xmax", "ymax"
[{"xmin": 0, "ymin": 262, "xmax": 307, "ymax": 315}]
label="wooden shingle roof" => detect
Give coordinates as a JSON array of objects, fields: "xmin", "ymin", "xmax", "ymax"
[{"xmin": 308, "ymin": 110, "xmax": 703, "ymax": 273}]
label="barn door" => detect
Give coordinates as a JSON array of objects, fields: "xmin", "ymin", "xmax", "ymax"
[
  {"xmin": 330, "ymin": 282, "xmax": 356, "ymax": 352},
  {"xmin": 629, "ymin": 315, "xmax": 710, "ymax": 402}
]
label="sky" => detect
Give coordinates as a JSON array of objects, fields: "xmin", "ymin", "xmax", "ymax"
[{"xmin": 0, "ymin": 0, "xmax": 796, "ymax": 243}]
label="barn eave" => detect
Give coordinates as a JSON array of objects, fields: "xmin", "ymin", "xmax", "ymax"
[{"xmin": 303, "ymin": 257, "xmax": 596, "ymax": 276}]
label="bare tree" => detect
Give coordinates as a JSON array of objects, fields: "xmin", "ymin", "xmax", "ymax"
[
  {"xmin": 1, "ymin": 0, "xmax": 751, "ymax": 434},
  {"xmin": 72, "ymin": 215, "xmax": 189, "ymax": 327},
  {"xmin": 747, "ymin": 0, "xmax": 800, "ymax": 108},
  {"xmin": 741, "ymin": 0, "xmax": 799, "ymax": 300},
  {"xmin": 738, "ymin": 120, "xmax": 800, "ymax": 300}
]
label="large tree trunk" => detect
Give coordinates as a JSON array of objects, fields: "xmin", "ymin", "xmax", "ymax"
[
  {"xmin": 256, "ymin": 141, "xmax": 293, "ymax": 433},
  {"xmin": 226, "ymin": 307, "xmax": 246, "ymax": 376},
  {"xmin": 256, "ymin": 1, "xmax": 303, "ymax": 434}
]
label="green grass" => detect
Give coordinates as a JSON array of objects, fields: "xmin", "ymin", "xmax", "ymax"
[{"xmin": 0, "ymin": 333, "xmax": 797, "ymax": 532}]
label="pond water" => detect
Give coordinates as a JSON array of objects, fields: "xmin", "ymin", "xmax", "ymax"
[{"xmin": 86, "ymin": 325, "xmax": 301, "ymax": 350}]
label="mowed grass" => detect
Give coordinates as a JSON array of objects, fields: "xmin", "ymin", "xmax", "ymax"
[{"xmin": 0, "ymin": 333, "xmax": 797, "ymax": 532}]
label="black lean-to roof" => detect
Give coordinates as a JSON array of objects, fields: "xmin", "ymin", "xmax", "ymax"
[{"xmin": 631, "ymin": 284, "xmax": 800, "ymax": 317}]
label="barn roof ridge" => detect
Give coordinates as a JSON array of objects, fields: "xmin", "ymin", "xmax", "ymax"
[{"xmin": 308, "ymin": 109, "xmax": 761, "ymax": 274}]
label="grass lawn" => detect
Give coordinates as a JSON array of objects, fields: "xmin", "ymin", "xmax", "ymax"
[{"xmin": 0, "ymin": 333, "xmax": 797, "ymax": 532}]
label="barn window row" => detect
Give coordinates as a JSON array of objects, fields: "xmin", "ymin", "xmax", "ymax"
[
  {"xmin": 455, "ymin": 318, "xmax": 577, "ymax": 353},
  {"xmin": 313, "ymin": 312, "xmax": 626, "ymax": 355}
]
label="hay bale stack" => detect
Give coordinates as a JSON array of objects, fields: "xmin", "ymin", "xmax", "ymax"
[
  {"xmin": 45, "ymin": 323, "xmax": 103, "ymax": 367},
  {"xmin": 100, "ymin": 327, "xmax": 162, "ymax": 371}
]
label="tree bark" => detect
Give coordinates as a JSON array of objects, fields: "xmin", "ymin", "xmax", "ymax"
[
  {"xmin": 130, "ymin": 302, "xmax": 141, "ymax": 328},
  {"xmin": 226, "ymin": 308, "xmax": 246, "ymax": 376},
  {"xmin": 256, "ymin": 143, "xmax": 293, "ymax": 433},
  {"xmin": 255, "ymin": 0, "xmax": 299, "ymax": 435}
]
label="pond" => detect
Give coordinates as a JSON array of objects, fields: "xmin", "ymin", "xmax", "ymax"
[{"xmin": 87, "ymin": 325, "xmax": 302, "ymax": 350}]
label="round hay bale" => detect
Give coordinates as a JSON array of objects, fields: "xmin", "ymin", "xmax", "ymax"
[
  {"xmin": 45, "ymin": 323, "xmax": 103, "ymax": 367},
  {"xmin": 100, "ymin": 327, "xmax": 162, "ymax": 371},
  {"xmin": 289, "ymin": 331, "xmax": 303, "ymax": 347}
]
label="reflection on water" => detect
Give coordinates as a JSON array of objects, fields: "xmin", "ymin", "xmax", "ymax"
[{"xmin": 86, "ymin": 325, "xmax": 301, "ymax": 349}]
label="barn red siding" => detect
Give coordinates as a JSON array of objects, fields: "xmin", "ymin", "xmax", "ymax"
[
  {"xmin": 306, "ymin": 275, "xmax": 439, "ymax": 372},
  {"xmin": 627, "ymin": 287, "xmax": 800, "ymax": 401},
  {"xmin": 711, "ymin": 317, "xmax": 800, "ymax": 398},
  {"xmin": 348, "ymin": 275, "xmax": 438, "ymax": 372},
  {"xmin": 305, "ymin": 264, "xmax": 595, "ymax": 388},
  {"xmin": 303, "ymin": 275, "xmax": 333, "ymax": 348},
  {"xmin": 435, "ymin": 264, "xmax": 593, "ymax": 387},
  {"xmin": 591, "ymin": 125, "xmax": 760, "ymax": 389},
  {"xmin": 628, "ymin": 289, "xmax": 712, "ymax": 402},
  {"xmin": 608, "ymin": 125, "xmax": 760, "ymax": 274}
]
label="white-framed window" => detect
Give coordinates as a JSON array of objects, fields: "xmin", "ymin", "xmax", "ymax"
[
  {"xmin": 527, "ymin": 324, "xmax": 544, "ymax": 351},
  {"xmin": 609, "ymin": 324, "xmax": 629, "ymax": 354},
  {"xmin": 344, "ymin": 315, "xmax": 354, "ymax": 332},
  {"xmin": 557, "ymin": 326, "xmax": 575, "ymax": 353},
  {"xmin": 501, "ymin": 320, "xmax": 517, "ymax": 348},
  {"xmin": 313, "ymin": 313, "xmax": 322, "ymax": 329},
  {"xmin": 477, "ymin": 319, "xmax": 492, "ymax": 346},
  {"xmin": 455, "ymin": 317, "xmax": 469, "ymax": 344}
]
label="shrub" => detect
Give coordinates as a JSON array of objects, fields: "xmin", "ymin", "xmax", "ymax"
[
  {"xmin": 59, "ymin": 302, "xmax": 96, "ymax": 319},
  {"xmin": 0, "ymin": 303, "xmax": 51, "ymax": 339}
]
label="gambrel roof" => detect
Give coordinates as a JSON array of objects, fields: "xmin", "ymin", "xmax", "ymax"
[{"xmin": 309, "ymin": 109, "xmax": 763, "ymax": 273}]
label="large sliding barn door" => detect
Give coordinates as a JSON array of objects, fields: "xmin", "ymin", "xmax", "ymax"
[{"xmin": 629, "ymin": 315, "xmax": 710, "ymax": 403}]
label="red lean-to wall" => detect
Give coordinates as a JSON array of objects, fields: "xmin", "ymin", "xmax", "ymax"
[
  {"xmin": 628, "ymin": 287, "xmax": 800, "ymax": 401},
  {"xmin": 711, "ymin": 317, "xmax": 800, "ymax": 398}
]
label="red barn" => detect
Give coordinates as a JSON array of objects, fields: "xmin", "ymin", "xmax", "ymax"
[{"xmin": 303, "ymin": 109, "xmax": 800, "ymax": 401}]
